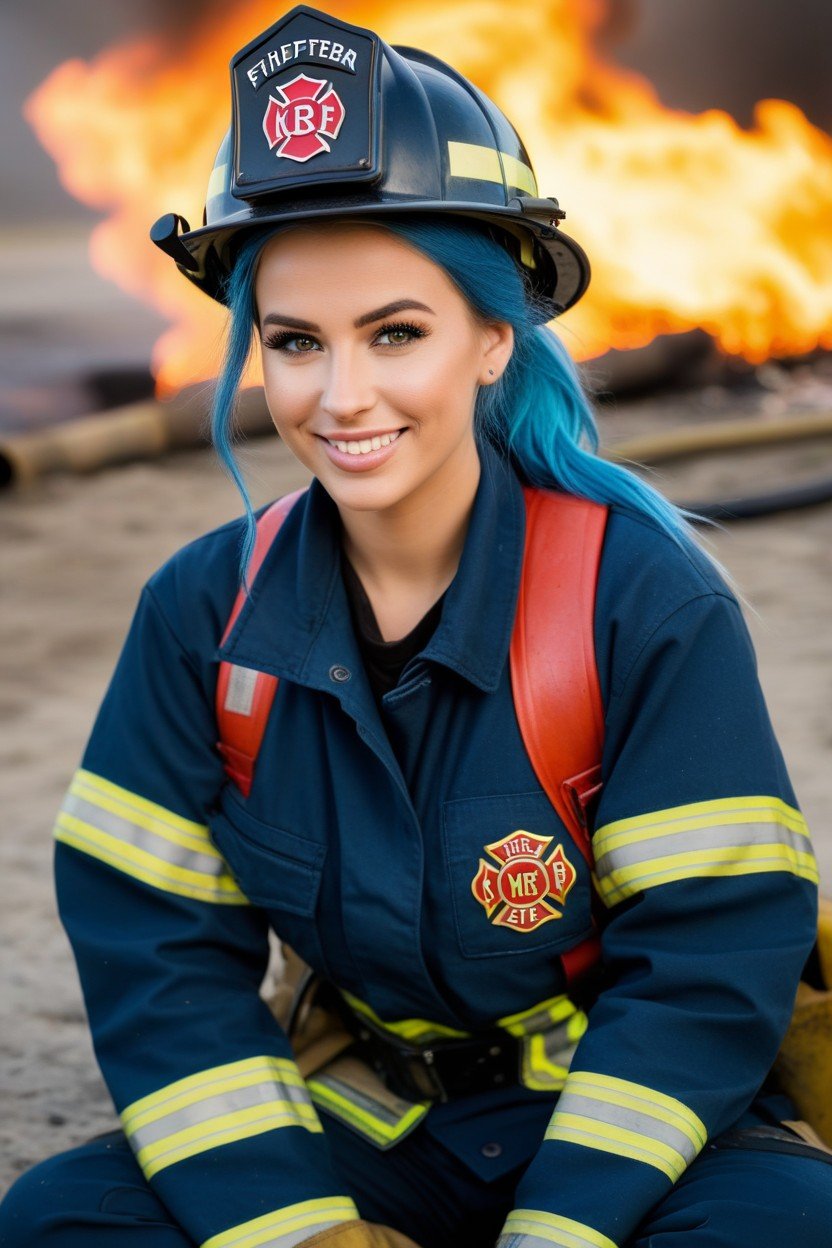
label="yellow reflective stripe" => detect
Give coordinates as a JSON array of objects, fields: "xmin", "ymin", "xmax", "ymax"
[
  {"xmin": 547, "ymin": 1116, "xmax": 685, "ymax": 1181},
  {"xmin": 207, "ymin": 162, "xmax": 229, "ymax": 202},
  {"xmin": 560, "ymin": 1072, "xmax": 706, "ymax": 1149},
  {"xmin": 594, "ymin": 795, "xmax": 809, "ymax": 854},
  {"xmin": 121, "ymin": 1057, "xmax": 308, "ymax": 1127},
  {"xmin": 447, "ymin": 141, "xmax": 538, "ymax": 195},
  {"xmin": 521, "ymin": 1032, "xmax": 570, "ymax": 1091},
  {"xmin": 73, "ymin": 769, "xmax": 212, "ymax": 842},
  {"xmin": 593, "ymin": 796, "xmax": 817, "ymax": 907},
  {"xmin": 599, "ymin": 845, "xmax": 819, "ymax": 906},
  {"xmin": 135, "ymin": 1102, "xmax": 322, "ymax": 1178},
  {"xmin": 201, "ymin": 1196, "xmax": 359, "ymax": 1248},
  {"xmin": 567, "ymin": 1011, "xmax": 589, "ymax": 1043},
  {"xmin": 340, "ymin": 992, "xmax": 468, "ymax": 1043},
  {"xmin": 498, "ymin": 994, "xmax": 578, "ymax": 1036},
  {"xmin": 499, "ymin": 1209, "xmax": 617, "ymax": 1248},
  {"xmin": 307, "ymin": 1077, "xmax": 429, "ymax": 1148},
  {"xmin": 497, "ymin": 995, "xmax": 587, "ymax": 1092},
  {"xmin": 546, "ymin": 1072, "xmax": 706, "ymax": 1181},
  {"xmin": 122, "ymin": 1057, "xmax": 320, "ymax": 1179},
  {"xmin": 53, "ymin": 769, "xmax": 247, "ymax": 905}
]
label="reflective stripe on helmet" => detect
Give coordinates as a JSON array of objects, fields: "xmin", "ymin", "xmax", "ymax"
[{"xmin": 448, "ymin": 141, "xmax": 538, "ymax": 196}]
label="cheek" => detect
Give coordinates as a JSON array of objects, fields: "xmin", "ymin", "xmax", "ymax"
[
  {"xmin": 261, "ymin": 357, "xmax": 315, "ymax": 431},
  {"xmin": 389, "ymin": 347, "xmax": 478, "ymax": 423}
]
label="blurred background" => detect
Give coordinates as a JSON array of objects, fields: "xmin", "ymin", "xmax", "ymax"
[{"xmin": 1, "ymin": 0, "xmax": 831, "ymax": 1190}]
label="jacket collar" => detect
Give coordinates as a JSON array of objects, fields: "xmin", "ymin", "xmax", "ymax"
[{"xmin": 217, "ymin": 438, "xmax": 526, "ymax": 695}]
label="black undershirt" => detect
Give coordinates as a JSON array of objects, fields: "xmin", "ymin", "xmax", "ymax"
[{"xmin": 340, "ymin": 551, "xmax": 445, "ymax": 704}]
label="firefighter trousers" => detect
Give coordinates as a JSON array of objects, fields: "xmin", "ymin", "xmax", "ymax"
[{"xmin": 2, "ymin": 1100, "xmax": 832, "ymax": 1247}]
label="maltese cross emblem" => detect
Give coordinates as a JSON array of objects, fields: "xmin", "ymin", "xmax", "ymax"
[
  {"xmin": 262, "ymin": 73, "xmax": 346, "ymax": 163},
  {"xmin": 471, "ymin": 830, "xmax": 577, "ymax": 932}
]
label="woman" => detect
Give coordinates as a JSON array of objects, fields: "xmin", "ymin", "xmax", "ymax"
[{"xmin": 1, "ymin": 7, "xmax": 829, "ymax": 1247}]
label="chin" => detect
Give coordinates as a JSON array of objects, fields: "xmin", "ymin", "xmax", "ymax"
[{"xmin": 322, "ymin": 471, "xmax": 413, "ymax": 514}]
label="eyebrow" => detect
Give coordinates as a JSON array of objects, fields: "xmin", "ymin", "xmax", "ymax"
[{"xmin": 260, "ymin": 299, "xmax": 435, "ymax": 332}]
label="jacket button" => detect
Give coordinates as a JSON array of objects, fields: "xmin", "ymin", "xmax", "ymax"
[
  {"xmin": 329, "ymin": 665, "xmax": 351, "ymax": 683},
  {"xmin": 481, "ymin": 1142, "xmax": 503, "ymax": 1159}
]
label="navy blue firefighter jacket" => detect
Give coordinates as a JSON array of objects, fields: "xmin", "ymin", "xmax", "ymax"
[{"xmin": 54, "ymin": 439, "xmax": 818, "ymax": 1248}]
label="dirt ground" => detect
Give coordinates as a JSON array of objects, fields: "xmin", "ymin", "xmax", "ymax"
[{"xmin": 1, "ymin": 392, "xmax": 831, "ymax": 1195}]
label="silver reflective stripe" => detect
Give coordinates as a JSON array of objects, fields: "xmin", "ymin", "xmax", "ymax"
[
  {"xmin": 514, "ymin": 1004, "xmax": 567, "ymax": 1035},
  {"xmin": 541, "ymin": 1029, "xmax": 578, "ymax": 1070},
  {"xmin": 128, "ymin": 1078, "xmax": 313, "ymax": 1153},
  {"xmin": 596, "ymin": 818, "xmax": 813, "ymax": 881},
  {"xmin": 310, "ymin": 1074, "xmax": 404, "ymax": 1129},
  {"xmin": 62, "ymin": 793, "xmax": 225, "ymax": 878},
  {"xmin": 498, "ymin": 1236, "xmax": 595, "ymax": 1248},
  {"xmin": 498, "ymin": 1211, "xmax": 616, "ymax": 1248},
  {"xmin": 201, "ymin": 1198, "xmax": 359, "ymax": 1248},
  {"xmin": 215, "ymin": 1219, "xmax": 339, "ymax": 1248},
  {"xmin": 224, "ymin": 664, "xmax": 259, "ymax": 716},
  {"xmin": 552, "ymin": 1088, "xmax": 700, "ymax": 1167},
  {"xmin": 243, "ymin": 1223, "xmax": 337, "ymax": 1248}
]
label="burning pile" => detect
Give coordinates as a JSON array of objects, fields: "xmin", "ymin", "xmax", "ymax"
[{"xmin": 24, "ymin": 0, "xmax": 832, "ymax": 396}]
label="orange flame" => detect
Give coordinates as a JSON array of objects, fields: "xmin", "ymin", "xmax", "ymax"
[{"xmin": 24, "ymin": 0, "xmax": 832, "ymax": 396}]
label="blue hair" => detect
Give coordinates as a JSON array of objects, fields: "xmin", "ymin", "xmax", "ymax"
[{"xmin": 213, "ymin": 214, "xmax": 713, "ymax": 582}]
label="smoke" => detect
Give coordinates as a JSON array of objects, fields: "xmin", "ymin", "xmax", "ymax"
[{"xmin": 615, "ymin": 0, "xmax": 832, "ymax": 133}]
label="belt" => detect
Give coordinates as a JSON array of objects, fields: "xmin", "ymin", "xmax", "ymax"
[{"xmin": 329, "ymin": 989, "xmax": 521, "ymax": 1103}]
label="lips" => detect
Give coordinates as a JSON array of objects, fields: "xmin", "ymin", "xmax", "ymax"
[
  {"xmin": 324, "ymin": 429, "xmax": 403, "ymax": 455},
  {"xmin": 318, "ymin": 428, "xmax": 407, "ymax": 472}
]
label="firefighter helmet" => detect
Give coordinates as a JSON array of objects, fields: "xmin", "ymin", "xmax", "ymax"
[{"xmin": 150, "ymin": 4, "xmax": 590, "ymax": 322}]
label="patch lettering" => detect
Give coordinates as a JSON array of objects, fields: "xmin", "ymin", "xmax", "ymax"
[
  {"xmin": 263, "ymin": 73, "xmax": 346, "ymax": 163},
  {"xmin": 471, "ymin": 830, "xmax": 576, "ymax": 932},
  {"xmin": 247, "ymin": 40, "xmax": 358, "ymax": 89}
]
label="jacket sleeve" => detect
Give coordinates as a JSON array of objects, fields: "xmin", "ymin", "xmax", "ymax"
[
  {"xmin": 498, "ymin": 589, "xmax": 819, "ymax": 1248},
  {"xmin": 54, "ymin": 581, "xmax": 359, "ymax": 1247}
]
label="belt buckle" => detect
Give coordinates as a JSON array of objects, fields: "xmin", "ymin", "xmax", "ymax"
[
  {"xmin": 413, "ymin": 1047, "xmax": 449, "ymax": 1103},
  {"xmin": 353, "ymin": 1026, "xmax": 446, "ymax": 1103}
]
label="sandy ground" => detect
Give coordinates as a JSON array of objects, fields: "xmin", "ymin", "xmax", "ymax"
[{"xmin": 1, "ymin": 400, "xmax": 831, "ymax": 1196}]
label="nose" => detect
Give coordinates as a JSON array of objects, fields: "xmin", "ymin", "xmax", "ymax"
[{"xmin": 320, "ymin": 345, "xmax": 375, "ymax": 421}]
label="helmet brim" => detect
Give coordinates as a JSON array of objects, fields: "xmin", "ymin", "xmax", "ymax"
[{"xmin": 171, "ymin": 200, "xmax": 590, "ymax": 323}]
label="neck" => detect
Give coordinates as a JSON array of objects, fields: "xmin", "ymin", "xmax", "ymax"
[{"xmin": 338, "ymin": 439, "xmax": 481, "ymax": 598}]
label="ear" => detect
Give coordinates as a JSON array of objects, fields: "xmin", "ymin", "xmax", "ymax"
[{"xmin": 479, "ymin": 320, "xmax": 514, "ymax": 384}]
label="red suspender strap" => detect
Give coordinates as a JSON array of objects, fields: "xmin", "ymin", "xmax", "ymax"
[
  {"xmin": 216, "ymin": 484, "xmax": 609, "ymax": 983},
  {"xmin": 215, "ymin": 489, "xmax": 307, "ymax": 797},
  {"xmin": 510, "ymin": 487, "xmax": 608, "ymax": 982}
]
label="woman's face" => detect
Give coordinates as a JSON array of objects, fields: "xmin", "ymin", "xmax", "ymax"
[{"xmin": 254, "ymin": 222, "xmax": 513, "ymax": 517}]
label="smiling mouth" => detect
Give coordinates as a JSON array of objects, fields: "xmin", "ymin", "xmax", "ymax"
[{"xmin": 323, "ymin": 430, "xmax": 404, "ymax": 456}]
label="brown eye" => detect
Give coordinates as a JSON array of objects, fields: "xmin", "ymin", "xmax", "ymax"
[
  {"xmin": 376, "ymin": 322, "xmax": 428, "ymax": 347},
  {"xmin": 262, "ymin": 331, "xmax": 321, "ymax": 354}
]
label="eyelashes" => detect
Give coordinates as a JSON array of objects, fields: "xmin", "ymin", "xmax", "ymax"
[{"xmin": 261, "ymin": 320, "xmax": 430, "ymax": 354}]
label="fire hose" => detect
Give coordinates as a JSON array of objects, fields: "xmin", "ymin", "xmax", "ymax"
[
  {"xmin": 603, "ymin": 411, "xmax": 832, "ymax": 521},
  {"xmin": 1, "ymin": 395, "xmax": 831, "ymax": 521}
]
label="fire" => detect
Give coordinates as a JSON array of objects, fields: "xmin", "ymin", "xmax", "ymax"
[{"xmin": 24, "ymin": 0, "xmax": 832, "ymax": 396}]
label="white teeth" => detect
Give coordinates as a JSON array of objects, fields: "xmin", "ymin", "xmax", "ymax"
[{"xmin": 327, "ymin": 430, "xmax": 403, "ymax": 455}]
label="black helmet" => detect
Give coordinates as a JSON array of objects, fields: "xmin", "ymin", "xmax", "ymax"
[{"xmin": 150, "ymin": 4, "xmax": 590, "ymax": 322}]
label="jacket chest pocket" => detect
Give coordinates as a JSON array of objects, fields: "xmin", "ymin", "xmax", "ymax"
[
  {"xmin": 443, "ymin": 790, "xmax": 593, "ymax": 960},
  {"xmin": 209, "ymin": 795, "xmax": 328, "ymax": 975}
]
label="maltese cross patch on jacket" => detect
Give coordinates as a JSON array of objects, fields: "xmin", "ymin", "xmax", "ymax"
[{"xmin": 471, "ymin": 830, "xmax": 577, "ymax": 932}]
